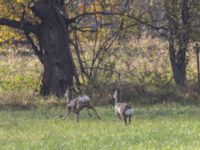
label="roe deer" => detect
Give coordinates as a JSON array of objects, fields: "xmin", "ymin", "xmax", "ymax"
[
  {"xmin": 113, "ymin": 88, "xmax": 134, "ymax": 125},
  {"xmin": 62, "ymin": 88, "xmax": 101, "ymax": 122}
]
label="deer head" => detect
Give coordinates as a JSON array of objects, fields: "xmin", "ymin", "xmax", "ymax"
[
  {"xmin": 113, "ymin": 88, "xmax": 121, "ymax": 104},
  {"xmin": 65, "ymin": 87, "xmax": 72, "ymax": 104}
]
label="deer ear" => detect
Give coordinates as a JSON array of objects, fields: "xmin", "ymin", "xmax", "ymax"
[
  {"xmin": 113, "ymin": 91, "xmax": 117, "ymax": 98},
  {"xmin": 66, "ymin": 87, "xmax": 71, "ymax": 94},
  {"xmin": 64, "ymin": 88, "xmax": 68, "ymax": 97}
]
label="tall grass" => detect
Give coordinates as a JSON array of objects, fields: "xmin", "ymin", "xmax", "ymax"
[{"xmin": 1, "ymin": 105, "xmax": 200, "ymax": 150}]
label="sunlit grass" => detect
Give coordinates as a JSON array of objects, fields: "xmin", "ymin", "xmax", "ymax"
[{"xmin": 1, "ymin": 104, "xmax": 200, "ymax": 150}]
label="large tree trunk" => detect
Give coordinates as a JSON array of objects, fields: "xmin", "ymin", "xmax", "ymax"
[
  {"xmin": 31, "ymin": 0, "xmax": 74, "ymax": 97},
  {"xmin": 39, "ymin": 22, "xmax": 73, "ymax": 97},
  {"xmin": 169, "ymin": 41, "xmax": 187, "ymax": 86},
  {"xmin": 167, "ymin": 0, "xmax": 189, "ymax": 87}
]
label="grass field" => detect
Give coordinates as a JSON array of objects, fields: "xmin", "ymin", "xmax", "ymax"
[{"xmin": 1, "ymin": 104, "xmax": 200, "ymax": 150}]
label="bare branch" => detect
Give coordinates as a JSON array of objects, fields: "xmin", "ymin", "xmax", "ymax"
[
  {"xmin": 68, "ymin": 11, "xmax": 114, "ymax": 23},
  {"xmin": 85, "ymin": 66, "xmax": 121, "ymax": 79},
  {"xmin": 68, "ymin": 11, "xmax": 167, "ymax": 31},
  {"xmin": 72, "ymin": 31, "xmax": 90, "ymax": 79}
]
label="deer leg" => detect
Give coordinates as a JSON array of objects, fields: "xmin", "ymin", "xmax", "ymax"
[
  {"xmin": 76, "ymin": 112, "xmax": 80, "ymax": 123},
  {"xmin": 123, "ymin": 115, "xmax": 127, "ymax": 125},
  {"xmin": 116, "ymin": 112, "xmax": 122, "ymax": 120},
  {"xmin": 87, "ymin": 108, "xmax": 92, "ymax": 117},
  {"xmin": 62, "ymin": 112, "xmax": 69, "ymax": 120},
  {"xmin": 128, "ymin": 115, "xmax": 131, "ymax": 124},
  {"xmin": 62, "ymin": 109, "xmax": 70, "ymax": 120},
  {"xmin": 89, "ymin": 106, "xmax": 101, "ymax": 119}
]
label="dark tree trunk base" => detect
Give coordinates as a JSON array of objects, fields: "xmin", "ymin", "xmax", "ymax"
[{"xmin": 35, "ymin": 2, "xmax": 74, "ymax": 97}]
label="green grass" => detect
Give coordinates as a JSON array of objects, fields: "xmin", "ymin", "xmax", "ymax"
[{"xmin": 1, "ymin": 104, "xmax": 200, "ymax": 150}]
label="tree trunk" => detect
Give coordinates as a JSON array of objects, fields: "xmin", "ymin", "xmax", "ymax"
[
  {"xmin": 33, "ymin": 1, "xmax": 74, "ymax": 97},
  {"xmin": 169, "ymin": 42, "xmax": 187, "ymax": 86},
  {"xmin": 167, "ymin": 0, "xmax": 189, "ymax": 87}
]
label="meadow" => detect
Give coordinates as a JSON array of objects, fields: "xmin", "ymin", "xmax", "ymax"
[
  {"xmin": 1, "ymin": 104, "xmax": 200, "ymax": 150},
  {"xmin": 0, "ymin": 39, "xmax": 200, "ymax": 150}
]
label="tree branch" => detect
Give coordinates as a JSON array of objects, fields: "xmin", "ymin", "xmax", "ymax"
[
  {"xmin": 0, "ymin": 18, "xmax": 37, "ymax": 34},
  {"xmin": 68, "ymin": 11, "xmax": 113, "ymax": 23},
  {"xmin": 72, "ymin": 31, "xmax": 90, "ymax": 80},
  {"xmin": 24, "ymin": 32, "xmax": 43, "ymax": 64},
  {"xmin": 68, "ymin": 11, "xmax": 167, "ymax": 31}
]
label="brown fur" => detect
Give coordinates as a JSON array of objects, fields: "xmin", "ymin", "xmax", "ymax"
[
  {"xmin": 62, "ymin": 90, "xmax": 101, "ymax": 122},
  {"xmin": 114, "ymin": 88, "xmax": 133, "ymax": 125}
]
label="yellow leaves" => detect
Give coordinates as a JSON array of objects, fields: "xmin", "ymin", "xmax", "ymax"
[
  {"xmin": 0, "ymin": 25, "xmax": 24, "ymax": 51},
  {"xmin": 0, "ymin": 26, "xmax": 13, "ymax": 42},
  {"xmin": 93, "ymin": 1, "xmax": 103, "ymax": 12},
  {"xmin": 16, "ymin": 0, "xmax": 28, "ymax": 4},
  {"xmin": 0, "ymin": 1, "xmax": 9, "ymax": 17},
  {"xmin": 16, "ymin": 0, "xmax": 23, "ymax": 3},
  {"xmin": 0, "ymin": 1, "xmax": 23, "ymax": 19},
  {"xmin": 76, "ymin": 1, "xmax": 103, "ymax": 13}
]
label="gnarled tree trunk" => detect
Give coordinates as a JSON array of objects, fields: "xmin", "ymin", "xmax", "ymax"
[
  {"xmin": 25, "ymin": 0, "xmax": 76, "ymax": 97},
  {"xmin": 38, "ymin": 21, "xmax": 73, "ymax": 97},
  {"xmin": 32, "ymin": 0, "xmax": 74, "ymax": 97}
]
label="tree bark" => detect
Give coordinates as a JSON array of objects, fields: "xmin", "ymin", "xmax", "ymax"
[
  {"xmin": 38, "ymin": 23, "xmax": 73, "ymax": 96},
  {"xmin": 167, "ymin": 0, "xmax": 190, "ymax": 87},
  {"xmin": 169, "ymin": 41, "xmax": 187, "ymax": 86},
  {"xmin": 32, "ymin": 1, "xmax": 74, "ymax": 97}
]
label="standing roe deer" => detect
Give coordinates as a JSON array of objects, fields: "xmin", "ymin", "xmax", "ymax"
[{"xmin": 113, "ymin": 88, "xmax": 134, "ymax": 125}]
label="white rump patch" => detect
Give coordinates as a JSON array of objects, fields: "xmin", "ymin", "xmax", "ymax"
[
  {"xmin": 79, "ymin": 95, "xmax": 90, "ymax": 102},
  {"xmin": 125, "ymin": 108, "xmax": 134, "ymax": 115}
]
